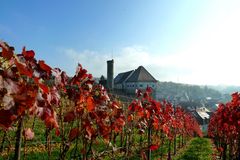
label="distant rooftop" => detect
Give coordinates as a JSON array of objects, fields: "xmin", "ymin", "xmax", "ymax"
[
  {"xmin": 196, "ymin": 111, "xmax": 210, "ymax": 119},
  {"xmin": 196, "ymin": 107, "xmax": 210, "ymax": 113}
]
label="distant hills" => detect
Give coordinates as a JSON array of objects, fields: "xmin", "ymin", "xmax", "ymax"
[
  {"xmin": 155, "ymin": 81, "xmax": 231, "ymax": 107},
  {"xmin": 207, "ymin": 85, "xmax": 240, "ymax": 94},
  {"xmin": 156, "ymin": 81, "xmax": 221, "ymax": 100}
]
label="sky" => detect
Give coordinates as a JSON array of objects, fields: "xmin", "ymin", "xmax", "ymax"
[{"xmin": 1, "ymin": 0, "xmax": 240, "ymax": 86}]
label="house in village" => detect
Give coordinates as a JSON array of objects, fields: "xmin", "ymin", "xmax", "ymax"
[
  {"xmin": 192, "ymin": 107, "xmax": 212, "ymax": 132},
  {"xmin": 114, "ymin": 66, "xmax": 158, "ymax": 95}
]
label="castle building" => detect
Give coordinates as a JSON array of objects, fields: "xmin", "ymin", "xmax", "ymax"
[{"xmin": 114, "ymin": 66, "xmax": 158, "ymax": 94}]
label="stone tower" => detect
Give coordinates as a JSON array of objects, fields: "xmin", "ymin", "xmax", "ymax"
[{"xmin": 107, "ymin": 59, "xmax": 114, "ymax": 90}]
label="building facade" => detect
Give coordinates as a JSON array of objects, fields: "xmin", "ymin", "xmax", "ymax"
[
  {"xmin": 114, "ymin": 66, "xmax": 158, "ymax": 94},
  {"xmin": 192, "ymin": 107, "xmax": 212, "ymax": 132}
]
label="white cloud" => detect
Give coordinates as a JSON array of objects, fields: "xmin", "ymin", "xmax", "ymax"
[
  {"xmin": 63, "ymin": 48, "xmax": 109, "ymax": 77},
  {"xmin": 63, "ymin": 46, "xmax": 192, "ymax": 84}
]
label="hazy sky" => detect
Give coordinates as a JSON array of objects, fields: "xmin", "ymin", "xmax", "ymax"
[{"xmin": 1, "ymin": 0, "xmax": 240, "ymax": 85}]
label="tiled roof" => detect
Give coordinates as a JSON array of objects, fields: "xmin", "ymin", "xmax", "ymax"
[
  {"xmin": 126, "ymin": 66, "xmax": 157, "ymax": 82},
  {"xmin": 114, "ymin": 70, "xmax": 134, "ymax": 84}
]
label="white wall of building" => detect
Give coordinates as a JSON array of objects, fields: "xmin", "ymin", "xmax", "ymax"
[
  {"xmin": 114, "ymin": 83, "xmax": 123, "ymax": 90},
  {"xmin": 124, "ymin": 82, "xmax": 157, "ymax": 93}
]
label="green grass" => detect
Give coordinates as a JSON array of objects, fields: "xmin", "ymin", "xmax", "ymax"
[{"xmin": 174, "ymin": 137, "xmax": 213, "ymax": 160}]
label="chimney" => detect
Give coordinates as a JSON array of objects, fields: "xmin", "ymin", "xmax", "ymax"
[{"xmin": 107, "ymin": 59, "xmax": 114, "ymax": 90}]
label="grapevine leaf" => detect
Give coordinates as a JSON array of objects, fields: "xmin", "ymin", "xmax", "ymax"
[
  {"xmin": 22, "ymin": 47, "xmax": 35, "ymax": 59},
  {"xmin": 63, "ymin": 111, "xmax": 75, "ymax": 122},
  {"xmin": 86, "ymin": 96, "xmax": 95, "ymax": 112},
  {"xmin": 14, "ymin": 59, "xmax": 33, "ymax": 77},
  {"xmin": 38, "ymin": 60, "xmax": 52, "ymax": 74},
  {"xmin": 69, "ymin": 128, "xmax": 80, "ymax": 142},
  {"xmin": 149, "ymin": 144, "xmax": 159, "ymax": 151}
]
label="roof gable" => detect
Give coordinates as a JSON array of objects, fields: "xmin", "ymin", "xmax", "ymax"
[
  {"xmin": 114, "ymin": 70, "xmax": 134, "ymax": 84},
  {"xmin": 126, "ymin": 66, "xmax": 157, "ymax": 83}
]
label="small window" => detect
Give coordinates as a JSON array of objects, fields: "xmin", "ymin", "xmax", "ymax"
[
  {"xmin": 152, "ymin": 85, "xmax": 155, "ymax": 87},
  {"xmin": 140, "ymin": 84, "xmax": 143, "ymax": 87}
]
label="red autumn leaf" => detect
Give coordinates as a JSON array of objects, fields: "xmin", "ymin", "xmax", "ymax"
[
  {"xmin": 0, "ymin": 109, "xmax": 15, "ymax": 129},
  {"xmin": 86, "ymin": 96, "xmax": 95, "ymax": 112},
  {"xmin": 25, "ymin": 50, "xmax": 34, "ymax": 58},
  {"xmin": 135, "ymin": 89, "xmax": 142, "ymax": 97},
  {"xmin": 98, "ymin": 123, "xmax": 110, "ymax": 139},
  {"xmin": 55, "ymin": 129, "xmax": 60, "ymax": 136},
  {"xmin": 217, "ymin": 147, "xmax": 223, "ymax": 152},
  {"xmin": 17, "ymin": 106, "xmax": 26, "ymax": 115},
  {"xmin": 44, "ymin": 116, "xmax": 58, "ymax": 130},
  {"xmin": 22, "ymin": 46, "xmax": 35, "ymax": 60},
  {"xmin": 162, "ymin": 124, "xmax": 170, "ymax": 135},
  {"xmin": 34, "ymin": 78, "xmax": 49, "ymax": 93},
  {"xmin": 61, "ymin": 71, "xmax": 68, "ymax": 85},
  {"xmin": 13, "ymin": 93, "xmax": 27, "ymax": 102},
  {"xmin": 143, "ymin": 92, "xmax": 149, "ymax": 99},
  {"xmin": 2, "ymin": 48, "xmax": 13, "ymax": 59},
  {"xmin": 127, "ymin": 114, "xmax": 134, "ymax": 122},
  {"xmin": 75, "ymin": 64, "xmax": 88, "ymax": 79},
  {"xmin": 145, "ymin": 110, "xmax": 150, "ymax": 119},
  {"xmin": 111, "ymin": 101, "xmax": 119, "ymax": 109},
  {"xmin": 114, "ymin": 117, "xmax": 125, "ymax": 132},
  {"xmin": 113, "ymin": 126, "xmax": 121, "ymax": 133},
  {"xmin": 0, "ymin": 42, "xmax": 14, "ymax": 59},
  {"xmin": 38, "ymin": 82, "xmax": 49, "ymax": 94},
  {"xmin": 153, "ymin": 117, "xmax": 159, "ymax": 130},
  {"xmin": 149, "ymin": 144, "xmax": 159, "ymax": 151},
  {"xmin": 140, "ymin": 151, "xmax": 147, "ymax": 160},
  {"xmin": 86, "ymin": 125, "xmax": 95, "ymax": 140},
  {"xmin": 116, "ymin": 117, "xmax": 125, "ymax": 127},
  {"xmin": 146, "ymin": 86, "xmax": 152, "ymax": 93},
  {"xmin": 89, "ymin": 112, "xmax": 98, "ymax": 119},
  {"xmin": 14, "ymin": 59, "xmax": 33, "ymax": 77},
  {"xmin": 63, "ymin": 111, "xmax": 75, "ymax": 122},
  {"xmin": 231, "ymin": 92, "xmax": 239, "ymax": 105},
  {"xmin": 69, "ymin": 128, "xmax": 80, "ymax": 142},
  {"xmin": 38, "ymin": 60, "xmax": 52, "ymax": 74},
  {"xmin": 137, "ymin": 109, "xmax": 144, "ymax": 118}
]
